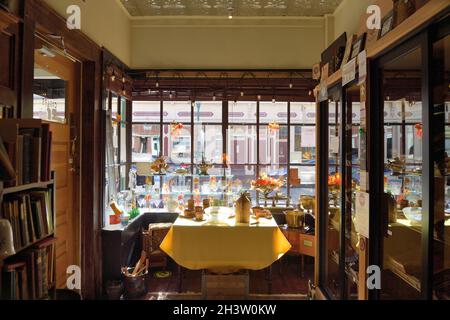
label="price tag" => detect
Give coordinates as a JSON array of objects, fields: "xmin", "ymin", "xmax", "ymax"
[
  {"xmin": 355, "ymin": 192, "xmax": 370, "ymax": 238},
  {"xmin": 329, "ymin": 136, "xmax": 339, "ymax": 154},
  {"xmin": 342, "ymin": 58, "xmax": 356, "ymax": 86}
]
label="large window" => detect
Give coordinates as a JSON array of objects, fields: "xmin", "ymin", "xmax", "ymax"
[
  {"xmin": 128, "ymin": 100, "xmax": 317, "ymax": 207},
  {"xmin": 104, "ymin": 91, "xmax": 131, "ymax": 226}
]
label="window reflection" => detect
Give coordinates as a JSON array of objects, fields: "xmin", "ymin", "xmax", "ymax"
[{"xmin": 381, "ymin": 47, "xmax": 423, "ymax": 300}]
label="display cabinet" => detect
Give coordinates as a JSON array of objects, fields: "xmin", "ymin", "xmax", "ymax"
[
  {"xmin": 316, "ymin": 4, "xmax": 449, "ymax": 300},
  {"xmin": 317, "ymin": 85, "xmax": 344, "ymax": 300},
  {"xmin": 369, "ymin": 17, "xmax": 450, "ymax": 300}
]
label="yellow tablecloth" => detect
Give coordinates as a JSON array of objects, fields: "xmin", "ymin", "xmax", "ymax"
[{"xmin": 160, "ymin": 208, "xmax": 291, "ymax": 271}]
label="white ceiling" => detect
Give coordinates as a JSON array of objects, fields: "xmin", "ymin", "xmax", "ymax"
[{"xmin": 120, "ymin": 0, "xmax": 343, "ymax": 17}]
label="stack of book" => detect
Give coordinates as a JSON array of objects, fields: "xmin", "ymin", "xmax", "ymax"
[
  {"xmin": 2, "ymin": 238, "xmax": 56, "ymax": 300},
  {"xmin": 0, "ymin": 104, "xmax": 13, "ymax": 119},
  {"xmin": 1, "ymin": 190, "xmax": 54, "ymax": 250},
  {"xmin": 0, "ymin": 120, "xmax": 52, "ymax": 187}
]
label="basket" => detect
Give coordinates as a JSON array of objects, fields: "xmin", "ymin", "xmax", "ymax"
[{"xmin": 122, "ymin": 267, "xmax": 148, "ymax": 299}]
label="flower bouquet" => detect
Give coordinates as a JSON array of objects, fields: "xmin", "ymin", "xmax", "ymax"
[
  {"xmin": 150, "ymin": 155, "xmax": 168, "ymax": 174},
  {"xmin": 328, "ymin": 173, "xmax": 341, "ymax": 191},
  {"xmin": 251, "ymin": 173, "xmax": 285, "ymax": 200},
  {"xmin": 170, "ymin": 122, "xmax": 184, "ymax": 138}
]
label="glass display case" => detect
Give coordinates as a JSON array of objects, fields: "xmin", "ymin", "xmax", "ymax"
[
  {"xmin": 315, "ymin": 13, "xmax": 450, "ymax": 301},
  {"xmin": 368, "ymin": 18, "xmax": 450, "ymax": 300},
  {"xmin": 318, "ymin": 86, "xmax": 344, "ymax": 300},
  {"xmin": 344, "ymin": 85, "xmax": 362, "ymax": 300}
]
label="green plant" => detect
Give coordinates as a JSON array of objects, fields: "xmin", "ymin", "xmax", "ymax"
[{"xmin": 129, "ymin": 207, "xmax": 140, "ymax": 220}]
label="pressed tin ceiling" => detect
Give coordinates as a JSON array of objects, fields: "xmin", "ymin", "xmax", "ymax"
[{"xmin": 120, "ymin": 0, "xmax": 343, "ymax": 17}]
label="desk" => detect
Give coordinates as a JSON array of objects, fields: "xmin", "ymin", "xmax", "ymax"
[{"xmin": 160, "ymin": 208, "xmax": 291, "ymax": 273}]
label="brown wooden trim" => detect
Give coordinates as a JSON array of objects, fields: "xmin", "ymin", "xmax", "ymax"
[
  {"xmin": 80, "ymin": 60, "xmax": 103, "ymax": 299},
  {"xmin": 0, "ymin": 8, "xmax": 21, "ymax": 31},
  {"xmin": 26, "ymin": 0, "xmax": 100, "ymax": 63},
  {"xmin": 18, "ymin": 13, "xmax": 34, "ymax": 118},
  {"xmin": 22, "ymin": 0, "xmax": 104, "ymax": 299}
]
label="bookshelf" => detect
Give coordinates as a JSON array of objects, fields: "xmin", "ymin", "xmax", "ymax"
[
  {"xmin": 0, "ymin": 119, "xmax": 56, "ymax": 300},
  {"xmin": 0, "ymin": 177, "xmax": 56, "ymax": 301}
]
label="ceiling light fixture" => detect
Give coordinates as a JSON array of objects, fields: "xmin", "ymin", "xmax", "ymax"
[{"xmin": 228, "ymin": 7, "xmax": 233, "ymax": 19}]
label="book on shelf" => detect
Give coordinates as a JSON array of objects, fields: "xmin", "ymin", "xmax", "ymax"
[
  {"xmin": 0, "ymin": 104, "xmax": 13, "ymax": 119},
  {"xmin": 2, "ymin": 238, "xmax": 56, "ymax": 300},
  {"xmin": 1, "ymin": 189, "xmax": 54, "ymax": 250},
  {"xmin": 0, "ymin": 119, "xmax": 52, "ymax": 187},
  {"xmin": 0, "ymin": 136, "xmax": 15, "ymax": 181},
  {"xmin": 2, "ymin": 261, "xmax": 28, "ymax": 300}
]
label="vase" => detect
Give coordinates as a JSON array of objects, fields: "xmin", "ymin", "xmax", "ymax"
[
  {"xmin": 0, "ymin": 219, "xmax": 15, "ymax": 259},
  {"xmin": 235, "ymin": 192, "xmax": 251, "ymax": 224}
]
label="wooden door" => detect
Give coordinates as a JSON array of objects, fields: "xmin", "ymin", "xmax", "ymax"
[{"xmin": 34, "ymin": 41, "xmax": 80, "ymax": 289}]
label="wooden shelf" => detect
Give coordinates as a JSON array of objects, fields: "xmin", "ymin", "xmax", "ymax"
[
  {"xmin": 319, "ymin": 0, "xmax": 450, "ymax": 90},
  {"xmin": 9, "ymin": 234, "xmax": 56, "ymax": 258},
  {"xmin": 3, "ymin": 180, "xmax": 55, "ymax": 195}
]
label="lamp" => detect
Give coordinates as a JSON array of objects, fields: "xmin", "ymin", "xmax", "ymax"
[{"xmin": 0, "ymin": 219, "xmax": 15, "ymax": 259}]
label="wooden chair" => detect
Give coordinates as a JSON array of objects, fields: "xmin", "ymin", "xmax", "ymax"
[{"xmin": 142, "ymin": 223, "xmax": 172, "ymax": 269}]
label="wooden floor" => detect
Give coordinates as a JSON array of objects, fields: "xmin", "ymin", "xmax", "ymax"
[{"xmin": 144, "ymin": 255, "xmax": 313, "ymax": 300}]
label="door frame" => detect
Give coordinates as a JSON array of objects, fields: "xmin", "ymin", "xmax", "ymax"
[{"xmin": 23, "ymin": 0, "xmax": 104, "ymax": 299}]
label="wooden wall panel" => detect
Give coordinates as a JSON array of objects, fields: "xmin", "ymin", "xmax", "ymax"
[{"xmin": 0, "ymin": 10, "xmax": 20, "ymax": 114}]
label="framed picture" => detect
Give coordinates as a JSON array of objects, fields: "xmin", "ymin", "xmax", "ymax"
[
  {"xmin": 379, "ymin": 11, "xmax": 395, "ymax": 39},
  {"xmin": 312, "ymin": 63, "xmax": 321, "ymax": 80},
  {"xmin": 350, "ymin": 33, "xmax": 367, "ymax": 60},
  {"xmin": 341, "ymin": 34, "xmax": 356, "ymax": 67}
]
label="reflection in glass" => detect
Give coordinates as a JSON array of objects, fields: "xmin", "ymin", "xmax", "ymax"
[
  {"xmin": 325, "ymin": 99, "xmax": 342, "ymax": 299},
  {"xmin": 381, "ymin": 47, "xmax": 422, "ymax": 299},
  {"xmin": 163, "ymin": 124, "xmax": 192, "ymax": 165},
  {"xmin": 194, "ymin": 125, "xmax": 223, "ymax": 164},
  {"xmin": 132, "ymin": 124, "xmax": 161, "ymax": 162},
  {"xmin": 432, "ymin": 34, "xmax": 450, "ymax": 300},
  {"xmin": 344, "ymin": 88, "xmax": 361, "ymax": 300},
  {"xmin": 259, "ymin": 126, "xmax": 288, "ymax": 165},
  {"xmin": 227, "ymin": 125, "xmax": 257, "ymax": 164},
  {"xmin": 33, "ymin": 66, "xmax": 67, "ymax": 123}
]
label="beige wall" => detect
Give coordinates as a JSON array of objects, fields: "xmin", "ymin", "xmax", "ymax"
[
  {"xmin": 43, "ymin": 0, "xmax": 375, "ymax": 69},
  {"xmin": 44, "ymin": 0, "xmax": 131, "ymax": 65},
  {"xmin": 130, "ymin": 17, "xmax": 325, "ymax": 70},
  {"xmin": 334, "ymin": 0, "xmax": 374, "ymax": 39}
]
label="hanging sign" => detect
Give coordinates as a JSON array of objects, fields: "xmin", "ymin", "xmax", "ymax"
[
  {"xmin": 342, "ymin": 58, "xmax": 356, "ymax": 86},
  {"xmin": 355, "ymin": 191, "xmax": 370, "ymax": 238},
  {"xmin": 358, "ymin": 50, "xmax": 367, "ymax": 85}
]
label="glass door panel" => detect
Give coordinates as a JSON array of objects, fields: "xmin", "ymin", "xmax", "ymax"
[
  {"xmin": 344, "ymin": 86, "xmax": 361, "ymax": 299},
  {"xmin": 380, "ymin": 46, "xmax": 423, "ymax": 299},
  {"xmin": 432, "ymin": 32, "xmax": 450, "ymax": 300},
  {"xmin": 324, "ymin": 97, "xmax": 343, "ymax": 299}
]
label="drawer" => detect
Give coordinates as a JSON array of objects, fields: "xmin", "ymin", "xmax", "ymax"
[{"xmin": 299, "ymin": 234, "xmax": 315, "ymax": 257}]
